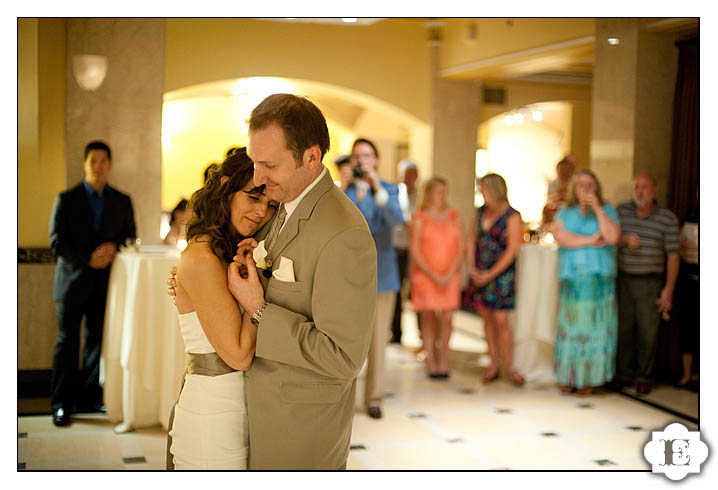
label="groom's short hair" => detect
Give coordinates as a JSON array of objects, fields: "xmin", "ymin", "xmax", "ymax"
[{"xmin": 249, "ymin": 93, "xmax": 330, "ymax": 164}]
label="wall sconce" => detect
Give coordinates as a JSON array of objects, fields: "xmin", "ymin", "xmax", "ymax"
[{"xmin": 72, "ymin": 54, "xmax": 108, "ymax": 91}]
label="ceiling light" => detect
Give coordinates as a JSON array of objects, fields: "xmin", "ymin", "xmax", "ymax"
[
  {"xmin": 514, "ymin": 113, "xmax": 524, "ymax": 124},
  {"xmin": 342, "ymin": 18, "xmax": 357, "ymax": 23},
  {"xmin": 608, "ymin": 38, "xmax": 620, "ymax": 45},
  {"xmin": 532, "ymin": 110, "xmax": 543, "ymax": 122},
  {"xmin": 504, "ymin": 115, "xmax": 514, "ymax": 125}
]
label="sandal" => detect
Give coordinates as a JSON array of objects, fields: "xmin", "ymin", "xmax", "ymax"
[
  {"xmin": 509, "ymin": 370, "xmax": 525, "ymax": 386},
  {"xmin": 482, "ymin": 367, "xmax": 499, "ymax": 383}
]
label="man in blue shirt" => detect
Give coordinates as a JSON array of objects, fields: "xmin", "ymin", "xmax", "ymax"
[
  {"xmin": 49, "ymin": 141, "xmax": 136, "ymax": 426},
  {"xmin": 342, "ymin": 138, "xmax": 404, "ymax": 419}
]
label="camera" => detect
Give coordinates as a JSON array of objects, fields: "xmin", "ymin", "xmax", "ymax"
[{"xmin": 352, "ymin": 165, "xmax": 365, "ymax": 179}]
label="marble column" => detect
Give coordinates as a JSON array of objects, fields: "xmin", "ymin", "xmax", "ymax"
[
  {"xmin": 66, "ymin": 19, "xmax": 165, "ymax": 244},
  {"xmin": 590, "ymin": 19, "xmax": 678, "ymax": 205},
  {"xmin": 428, "ymin": 30, "xmax": 482, "ymax": 237}
]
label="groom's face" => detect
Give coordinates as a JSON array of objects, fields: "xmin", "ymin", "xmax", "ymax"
[{"xmin": 248, "ymin": 123, "xmax": 316, "ymax": 203}]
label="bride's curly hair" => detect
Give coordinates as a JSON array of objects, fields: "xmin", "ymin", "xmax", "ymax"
[{"xmin": 185, "ymin": 147, "xmax": 261, "ymax": 263}]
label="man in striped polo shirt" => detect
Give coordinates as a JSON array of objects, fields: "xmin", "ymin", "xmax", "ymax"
[{"xmin": 615, "ymin": 173, "xmax": 680, "ymax": 395}]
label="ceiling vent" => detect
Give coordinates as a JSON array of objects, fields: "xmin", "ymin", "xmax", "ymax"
[{"xmin": 483, "ymin": 87, "xmax": 505, "ymax": 105}]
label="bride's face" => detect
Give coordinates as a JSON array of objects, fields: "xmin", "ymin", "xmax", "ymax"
[{"xmin": 229, "ymin": 181, "xmax": 279, "ymax": 237}]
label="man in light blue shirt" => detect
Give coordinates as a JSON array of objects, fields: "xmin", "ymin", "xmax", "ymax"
[{"xmin": 343, "ymin": 138, "xmax": 404, "ymax": 419}]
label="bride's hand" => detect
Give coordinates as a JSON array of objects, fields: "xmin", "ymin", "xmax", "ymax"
[
  {"xmin": 234, "ymin": 238, "xmax": 259, "ymax": 265},
  {"xmin": 228, "ymin": 253, "xmax": 265, "ymax": 313}
]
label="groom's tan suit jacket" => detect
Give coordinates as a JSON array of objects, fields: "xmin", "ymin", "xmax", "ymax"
[{"xmin": 246, "ymin": 170, "xmax": 377, "ymax": 470}]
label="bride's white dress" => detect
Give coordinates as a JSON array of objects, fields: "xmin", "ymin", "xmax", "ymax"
[{"xmin": 169, "ymin": 312, "xmax": 249, "ymax": 470}]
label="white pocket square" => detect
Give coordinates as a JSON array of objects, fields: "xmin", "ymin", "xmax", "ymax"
[{"xmin": 272, "ymin": 256, "xmax": 295, "ymax": 282}]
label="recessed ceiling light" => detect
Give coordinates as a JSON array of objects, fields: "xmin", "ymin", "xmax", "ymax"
[
  {"xmin": 608, "ymin": 38, "xmax": 620, "ymax": 45},
  {"xmin": 342, "ymin": 18, "xmax": 358, "ymax": 23}
]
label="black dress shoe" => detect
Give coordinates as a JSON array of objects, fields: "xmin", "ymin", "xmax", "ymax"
[
  {"xmin": 52, "ymin": 408, "xmax": 71, "ymax": 427},
  {"xmin": 636, "ymin": 382, "xmax": 652, "ymax": 395},
  {"xmin": 367, "ymin": 406, "xmax": 382, "ymax": 419},
  {"xmin": 77, "ymin": 403, "xmax": 106, "ymax": 414}
]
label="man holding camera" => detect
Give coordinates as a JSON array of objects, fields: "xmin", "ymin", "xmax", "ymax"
[{"xmin": 339, "ymin": 138, "xmax": 404, "ymax": 419}]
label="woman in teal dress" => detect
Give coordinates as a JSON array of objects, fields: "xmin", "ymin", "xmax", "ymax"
[{"xmin": 549, "ymin": 170, "xmax": 621, "ymax": 395}]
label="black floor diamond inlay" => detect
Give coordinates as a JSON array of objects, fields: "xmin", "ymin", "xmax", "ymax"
[
  {"xmin": 595, "ymin": 459, "xmax": 617, "ymax": 466},
  {"xmin": 408, "ymin": 413, "xmax": 427, "ymax": 418},
  {"xmin": 627, "ymin": 426, "xmax": 644, "ymax": 431},
  {"xmin": 577, "ymin": 403, "xmax": 594, "ymax": 409},
  {"xmin": 447, "ymin": 438, "xmax": 464, "ymax": 443},
  {"xmin": 459, "ymin": 388, "xmax": 475, "ymax": 395},
  {"xmin": 496, "ymin": 408, "xmax": 513, "ymax": 414},
  {"xmin": 18, "ymin": 433, "xmax": 28, "ymax": 438},
  {"xmin": 541, "ymin": 432, "xmax": 558, "ymax": 437},
  {"xmin": 350, "ymin": 444, "xmax": 367, "ymax": 450},
  {"xmin": 122, "ymin": 456, "xmax": 147, "ymax": 464}
]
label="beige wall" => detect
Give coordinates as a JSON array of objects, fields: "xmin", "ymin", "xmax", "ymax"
[
  {"xmin": 18, "ymin": 19, "xmax": 67, "ymax": 247},
  {"xmin": 164, "ymin": 19, "xmax": 431, "ymax": 124}
]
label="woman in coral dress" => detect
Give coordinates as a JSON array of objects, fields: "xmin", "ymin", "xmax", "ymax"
[{"xmin": 410, "ymin": 177, "xmax": 464, "ymax": 378}]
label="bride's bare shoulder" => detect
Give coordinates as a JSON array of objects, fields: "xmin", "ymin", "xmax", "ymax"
[{"xmin": 177, "ymin": 237, "xmax": 223, "ymax": 275}]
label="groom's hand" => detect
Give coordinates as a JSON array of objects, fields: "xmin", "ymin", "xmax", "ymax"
[{"xmin": 228, "ymin": 253, "xmax": 265, "ymax": 314}]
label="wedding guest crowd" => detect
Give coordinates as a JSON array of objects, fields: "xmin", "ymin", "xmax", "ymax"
[
  {"xmin": 550, "ymin": 170, "xmax": 620, "ymax": 395},
  {"xmin": 542, "ymin": 155, "xmax": 576, "ymax": 225},
  {"xmin": 163, "ymin": 198, "xmax": 191, "ymax": 247},
  {"xmin": 463, "ymin": 173, "xmax": 525, "ymax": 386},
  {"xmin": 676, "ymin": 206, "xmax": 698, "ymax": 389},
  {"xmin": 49, "ymin": 140, "xmax": 136, "ymax": 427},
  {"xmin": 391, "ymin": 159, "xmax": 420, "ymax": 344},
  {"xmin": 614, "ymin": 174, "xmax": 680, "ymax": 395},
  {"xmin": 342, "ymin": 138, "xmax": 404, "ymax": 420},
  {"xmin": 409, "ymin": 176, "xmax": 464, "ymax": 378}
]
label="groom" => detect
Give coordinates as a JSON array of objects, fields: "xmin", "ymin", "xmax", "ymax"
[{"xmin": 227, "ymin": 94, "xmax": 376, "ymax": 469}]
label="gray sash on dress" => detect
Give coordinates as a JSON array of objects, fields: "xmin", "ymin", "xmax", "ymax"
[{"xmin": 166, "ymin": 353, "xmax": 237, "ymax": 470}]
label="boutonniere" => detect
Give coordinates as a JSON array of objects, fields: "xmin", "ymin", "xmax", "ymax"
[{"xmin": 252, "ymin": 240, "xmax": 273, "ymax": 278}]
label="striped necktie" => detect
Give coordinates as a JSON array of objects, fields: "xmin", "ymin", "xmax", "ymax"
[{"xmin": 264, "ymin": 203, "xmax": 286, "ymax": 255}]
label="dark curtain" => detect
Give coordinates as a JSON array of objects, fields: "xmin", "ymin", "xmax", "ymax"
[
  {"xmin": 667, "ymin": 37, "xmax": 699, "ymax": 223},
  {"xmin": 655, "ymin": 36, "xmax": 700, "ymax": 385}
]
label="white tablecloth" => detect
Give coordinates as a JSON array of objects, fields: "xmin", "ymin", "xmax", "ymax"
[
  {"xmin": 101, "ymin": 248, "xmax": 185, "ymax": 431},
  {"xmin": 511, "ymin": 243, "xmax": 559, "ymax": 383}
]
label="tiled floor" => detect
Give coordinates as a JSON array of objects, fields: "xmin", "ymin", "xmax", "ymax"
[{"xmin": 18, "ymin": 308, "xmax": 698, "ymax": 471}]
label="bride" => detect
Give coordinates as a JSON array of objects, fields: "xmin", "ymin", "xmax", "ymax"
[{"xmin": 168, "ymin": 148, "xmax": 278, "ymax": 470}]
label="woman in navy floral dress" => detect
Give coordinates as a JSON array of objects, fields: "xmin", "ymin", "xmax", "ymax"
[{"xmin": 464, "ymin": 173, "xmax": 525, "ymax": 385}]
